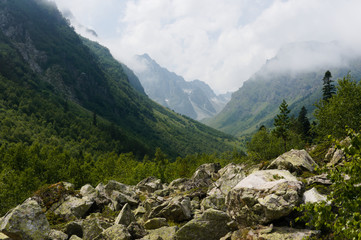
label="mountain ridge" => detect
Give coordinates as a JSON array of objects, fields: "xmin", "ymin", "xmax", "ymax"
[
  {"xmin": 206, "ymin": 41, "xmax": 361, "ymax": 136},
  {"xmin": 0, "ymin": 0, "xmax": 237, "ymax": 158},
  {"xmin": 132, "ymin": 54, "xmax": 231, "ymax": 120}
]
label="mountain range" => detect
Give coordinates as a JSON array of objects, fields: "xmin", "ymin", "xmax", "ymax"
[
  {"xmin": 131, "ymin": 54, "xmax": 231, "ymax": 120},
  {"xmin": 0, "ymin": 0, "xmax": 236, "ymax": 158},
  {"xmin": 205, "ymin": 41, "xmax": 361, "ymax": 136}
]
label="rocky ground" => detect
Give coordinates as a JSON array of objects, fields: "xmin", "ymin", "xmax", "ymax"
[{"xmin": 0, "ymin": 148, "xmax": 340, "ymax": 240}]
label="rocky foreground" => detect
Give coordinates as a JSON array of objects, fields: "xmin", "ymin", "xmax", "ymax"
[{"xmin": 0, "ymin": 149, "xmax": 339, "ymax": 240}]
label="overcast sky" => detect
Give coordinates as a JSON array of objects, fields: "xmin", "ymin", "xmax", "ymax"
[{"xmin": 52, "ymin": 0, "xmax": 361, "ymax": 94}]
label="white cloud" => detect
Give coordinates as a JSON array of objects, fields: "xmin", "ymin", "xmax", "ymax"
[{"xmin": 53, "ymin": 0, "xmax": 361, "ymax": 93}]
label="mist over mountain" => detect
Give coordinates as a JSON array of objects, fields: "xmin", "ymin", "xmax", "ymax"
[
  {"xmin": 206, "ymin": 41, "xmax": 361, "ymax": 136},
  {"xmin": 131, "ymin": 54, "xmax": 231, "ymax": 120}
]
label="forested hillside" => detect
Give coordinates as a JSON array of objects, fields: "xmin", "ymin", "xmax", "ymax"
[
  {"xmin": 0, "ymin": 0, "xmax": 238, "ymax": 214},
  {"xmin": 206, "ymin": 42, "xmax": 361, "ymax": 137}
]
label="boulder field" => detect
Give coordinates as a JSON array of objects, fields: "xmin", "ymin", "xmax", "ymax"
[{"xmin": 1, "ymin": 149, "xmax": 334, "ymax": 240}]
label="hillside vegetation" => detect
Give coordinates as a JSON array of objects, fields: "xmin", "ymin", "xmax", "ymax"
[
  {"xmin": 0, "ymin": 0, "xmax": 238, "ymax": 214},
  {"xmin": 206, "ymin": 42, "xmax": 361, "ymax": 137}
]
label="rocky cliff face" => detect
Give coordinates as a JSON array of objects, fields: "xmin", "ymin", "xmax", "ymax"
[
  {"xmin": 0, "ymin": 148, "xmax": 338, "ymax": 240},
  {"xmin": 132, "ymin": 54, "xmax": 231, "ymax": 120}
]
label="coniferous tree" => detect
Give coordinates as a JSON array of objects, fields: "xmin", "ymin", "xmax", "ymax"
[
  {"xmin": 297, "ymin": 106, "xmax": 311, "ymax": 142},
  {"xmin": 322, "ymin": 70, "xmax": 336, "ymax": 101},
  {"xmin": 274, "ymin": 99, "xmax": 291, "ymax": 152}
]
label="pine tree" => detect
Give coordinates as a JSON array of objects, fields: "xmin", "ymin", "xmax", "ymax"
[
  {"xmin": 274, "ymin": 99, "xmax": 291, "ymax": 152},
  {"xmin": 297, "ymin": 106, "xmax": 311, "ymax": 142},
  {"xmin": 322, "ymin": 70, "xmax": 336, "ymax": 101}
]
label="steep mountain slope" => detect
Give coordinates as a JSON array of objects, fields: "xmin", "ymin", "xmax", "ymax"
[
  {"xmin": 0, "ymin": 0, "xmax": 236, "ymax": 158},
  {"xmin": 132, "ymin": 54, "xmax": 231, "ymax": 120},
  {"xmin": 206, "ymin": 41, "xmax": 361, "ymax": 136}
]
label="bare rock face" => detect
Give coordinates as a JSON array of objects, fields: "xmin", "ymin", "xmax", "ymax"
[
  {"xmin": 267, "ymin": 149, "xmax": 318, "ymax": 174},
  {"xmin": 0, "ymin": 199, "xmax": 51, "ymax": 240},
  {"xmin": 226, "ymin": 170, "xmax": 304, "ymax": 227}
]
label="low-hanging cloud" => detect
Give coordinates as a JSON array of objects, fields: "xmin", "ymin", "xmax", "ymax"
[{"xmin": 53, "ymin": 0, "xmax": 361, "ymax": 94}]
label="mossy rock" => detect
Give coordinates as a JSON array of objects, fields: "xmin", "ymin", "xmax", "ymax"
[{"xmin": 32, "ymin": 182, "xmax": 76, "ymax": 210}]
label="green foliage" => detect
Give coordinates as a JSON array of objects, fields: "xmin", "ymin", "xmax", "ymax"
[
  {"xmin": 273, "ymin": 99, "xmax": 291, "ymax": 152},
  {"xmin": 297, "ymin": 106, "xmax": 311, "ymax": 143},
  {"xmin": 322, "ymin": 70, "xmax": 336, "ymax": 101},
  {"xmin": 247, "ymin": 127, "xmax": 283, "ymax": 161},
  {"xmin": 247, "ymin": 126, "xmax": 304, "ymax": 162},
  {"xmin": 315, "ymin": 74, "xmax": 361, "ymax": 139},
  {"xmin": 296, "ymin": 130, "xmax": 361, "ymax": 239}
]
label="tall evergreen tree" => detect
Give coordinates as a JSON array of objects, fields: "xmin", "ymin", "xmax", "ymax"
[
  {"xmin": 274, "ymin": 99, "xmax": 291, "ymax": 152},
  {"xmin": 297, "ymin": 106, "xmax": 311, "ymax": 142},
  {"xmin": 322, "ymin": 70, "xmax": 336, "ymax": 101}
]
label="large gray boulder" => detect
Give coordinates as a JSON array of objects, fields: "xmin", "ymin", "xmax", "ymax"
[
  {"xmin": 136, "ymin": 177, "xmax": 163, "ymax": 193},
  {"xmin": 0, "ymin": 199, "xmax": 51, "ymax": 240},
  {"xmin": 104, "ymin": 180, "xmax": 134, "ymax": 195},
  {"xmin": 95, "ymin": 224, "xmax": 131, "ymax": 240},
  {"xmin": 200, "ymin": 194, "xmax": 227, "ymax": 212},
  {"xmin": 143, "ymin": 226, "xmax": 178, "ymax": 240},
  {"xmin": 167, "ymin": 163, "xmax": 222, "ymax": 199},
  {"xmin": 175, "ymin": 209, "xmax": 232, "ymax": 240},
  {"xmin": 81, "ymin": 218, "xmax": 112, "ymax": 240},
  {"xmin": 149, "ymin": 196, "xmax": 192, "ymax": 222},
  {"xmin": 226, "ymin": 170, "xmax": 304, "ymax": 227},
  {"xmin": 95, "ymin": 181, "xmax": 138, "ymax": 211},
  {"xmin": 267, "ymin": 149, "xmax": 318, "ymax": 174},
  {"xmin": 109, "ymin": 191, "xmax": 138, "ymax": 210},
  {"xmin": 191, "ymin": 163, "xmax": 221, "ymax": 182},
  {"xmin": 54, "ymin": 196, "xmax": 94, "ymax": 219},
  {"xmin": 115, "ymin": 203, "xmax": 136, "ymax": 226},
  {"xmin": 208, "ymin": 163, "xmax": 246, "ymax": 196},
  {"xmin": 80, "ymin": 184, "xmax": 97, "ymax": 201}
]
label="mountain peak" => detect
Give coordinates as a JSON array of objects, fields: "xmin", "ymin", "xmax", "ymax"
[{"xmin": 132, "ymin": 54, "xmax": 230, "ymax": 120}]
